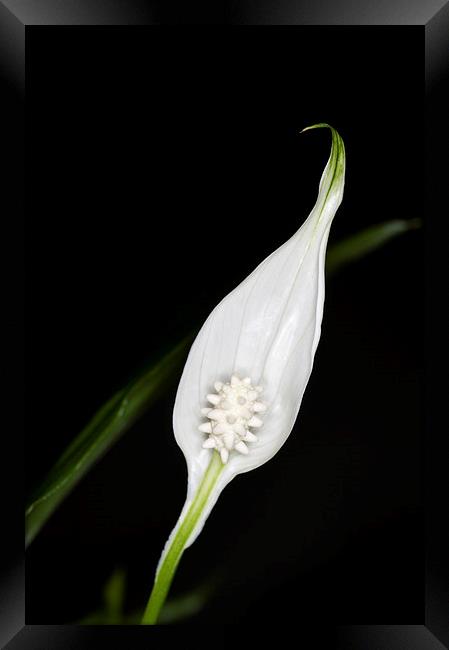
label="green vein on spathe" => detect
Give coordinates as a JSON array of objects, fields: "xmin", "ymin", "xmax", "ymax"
[
  {"xmin": 25, "ymin": 218, "xmax": 420, "ymax": 547},
  {"xmin": 25, "ymin": 334, "xmax": 193, "ymax": 548}
]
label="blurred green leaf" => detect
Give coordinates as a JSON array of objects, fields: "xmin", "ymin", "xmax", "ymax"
[
  {"xmin": 103, "ymin": 567, "xmax": 126, "ymax": 620},
  {"xmin": 25, "ymin": 335, "xmax": 193, "ymax": 547},
  {"xmin": 326, "ymin": 218, "xmax": 421, "ymax": 275},
  {"xmin": 26, "ymin": 218, "xmax": 420, "ymax": 547},
  {"xmin": 157, "ymin": 582, "xmax": 215, "ymax": 624},
  {"xmin": 76, "ymin": 568, "xmax": 218, "ymax": 625},
  {"xmin": 77, "ymin": 567, "xmax": 127, "ymax": 625}
]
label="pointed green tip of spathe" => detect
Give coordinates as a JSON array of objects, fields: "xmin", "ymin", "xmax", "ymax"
[
  {"xmin": 299, "ymin": 123, "xmax": 345, "ymax": 186},
  {"xmin": 299, "ymin": 122, "xmax": 332, "ymax": 134}
]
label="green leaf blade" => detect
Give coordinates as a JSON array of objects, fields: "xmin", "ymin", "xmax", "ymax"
[
  {"xmin": 25, "ymin": 335, "xmax": 193, "ymax": 547},
  {"xmin": 326, "ymin": 218, "xmax": 421, "ymax": 276}
]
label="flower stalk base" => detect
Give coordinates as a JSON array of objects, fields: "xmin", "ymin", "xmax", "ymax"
[{"xmin": 141, "ymin": 451, "xmax": 223, "ymax": 624}]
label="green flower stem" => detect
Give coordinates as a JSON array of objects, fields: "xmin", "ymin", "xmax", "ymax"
[{"xmin": 141, "ymin": 451, "xmax": 224, "ymax": 625}]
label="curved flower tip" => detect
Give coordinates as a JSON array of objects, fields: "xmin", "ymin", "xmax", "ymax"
[{"xmin": 170, "ymin": 123, "xmax": 345, "ymax": 554}]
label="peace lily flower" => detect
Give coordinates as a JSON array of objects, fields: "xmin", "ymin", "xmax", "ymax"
[{"xmin": 142, "ymin": 123, "xmax": 345, "ymax": 624}]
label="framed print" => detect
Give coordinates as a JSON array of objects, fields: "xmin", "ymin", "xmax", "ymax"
[{"xmin": 1, "ymin": 0, "xmax": 448, "ymax": 647}]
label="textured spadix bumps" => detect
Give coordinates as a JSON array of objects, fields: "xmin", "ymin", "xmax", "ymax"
[
  {"xmin": 163, "ymin": 123, "xmax": 345, "ymax": 560},
  {"xmin": 200, "ymin": 375, "xmax": 266, "ymax": 463}
]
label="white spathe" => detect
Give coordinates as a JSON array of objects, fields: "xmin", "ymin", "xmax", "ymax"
[{"xmin": 167, "ymin": 123, "xmax": 345, "ymax": 556}]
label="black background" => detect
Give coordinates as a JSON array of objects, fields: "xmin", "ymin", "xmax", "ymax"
[{"xmin": 26, "ymin": 26, "xmax": 424, "ymax": 624}]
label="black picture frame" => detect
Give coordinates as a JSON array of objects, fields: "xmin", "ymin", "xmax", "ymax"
[{"xmin": 2, "ymin": 0, "xmax": 448, "ymax": 647}]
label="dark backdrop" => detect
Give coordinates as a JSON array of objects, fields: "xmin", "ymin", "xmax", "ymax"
[{"xmin": 26, "ymin": 26, "xmax": 424, "ymax": 624}]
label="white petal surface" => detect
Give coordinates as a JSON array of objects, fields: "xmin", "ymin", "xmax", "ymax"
[{"xmin": 170, "ymin": 123, "xmax": 345, "ymax": 551}]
